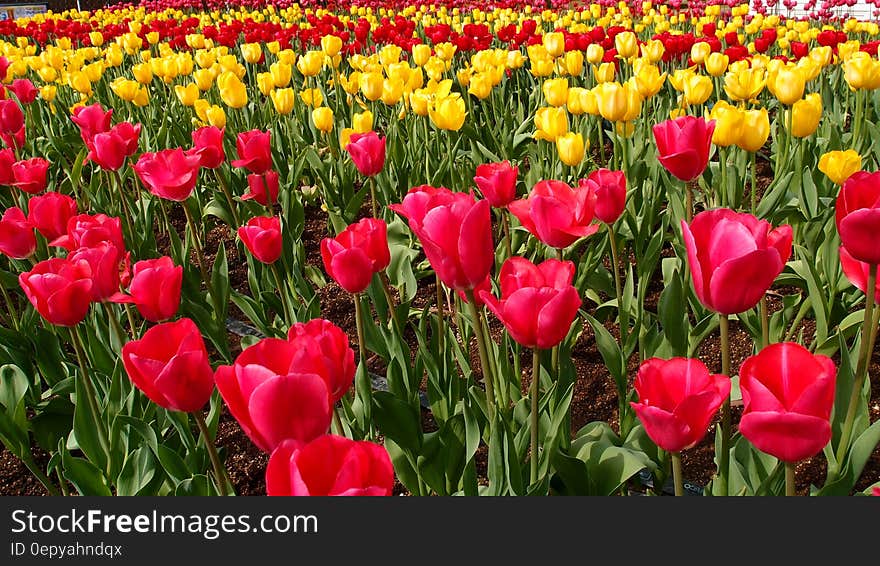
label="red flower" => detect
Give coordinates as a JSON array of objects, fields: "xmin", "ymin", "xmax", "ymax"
[
  {"xmin": 0, "ymin": 148, "xmax": 13, "ymax": 185},
  {"xmin": 738, "ymin": 343, "xmax": 836, "ymax": 462},
  {"xmin": 87, "ymin": 122, "xmax": 141, "ymax": 171},
  {"xmin": 653, "ymin": 116, "xmax": 715, "ymax": 182},
  {"xmin": 122, "ymin": 318, "xmax": 215, "ymax": 413},
  {"xmin": 508, "ymin": 180, "xmax": 599, "ymax": 249},
  {"xmin": 242, "ymin": 170, "xmax": 279, "ymax": 206},
  {"xmin": 231, "ymin": 129, "xmax": 272, "ymax": 174},
  {"xmin": 320, "ymin": 217, "xmax": 390, "ymax": 293},
  {"xmin": 8, "ymin": 79, "xmax": 38, "ymax": 104},
  {"xmin": 68, "ymin": 242, "xmax": 126, "ymax": 302},
  {"xmin": 133, "ymin": 148, "xmax": 202, "ymax": 202},
  {"xmin": 70, "ymin": 103, "xmax": 113, "ymax": 148},
  {"xmin": 113, "ymin": 256, "xmax": 183, "ymax": 322},
  {"xmin": 190, "ymin": 126, "xmax": 225, "ymax": 169},
  {"xmin": 27, "ymin": 192, "xmax": 78, "ymax": 242},
  {"xmin": 287, "ymin": 319, "xmax": 355, "ymax": 404},
  {"xmin": 50, "ymin": 213, "xmax": 124, "ymax": 252},
  {"xmin": 345, "ymin": 131, "xmax": 385, "ymax": 177},
  {"xmin": 581, "ymin": 168, "xmax": 626, "ymax": 224},
  {"xmin": 835, "ymin": 171, "xmax": 880, "ymax": 265},
  {"xmin": 238, "ymin": 215, "xmax": 282, "ymax": 264},
  {"xmin": 631, "ymin": 358, "xmax": 730, "ymax": 453},
  {"xmin": 19, "ymin": 257, "xmax": 93, "ymax": 326},
  {"xmin": 0, "ymin": 99, "xmax": 24, "ymax": 135},
  {"xmin": 12, "ymin": 158, "xmax": 50, "ymax": 194},
  {"xmin": 839, "ymin": 245, "xmax": 880, "ymax": 297},
  {"xmin": 266, "ymin": 435, "xmax": 394, "ymax": 496},
  {"xmin": 473, "ymin": 160, "xmax": 518, "ymax": 208},
  {"xmin": 0, "ymin": 206, "xmax": 35, "ymax": 259}
]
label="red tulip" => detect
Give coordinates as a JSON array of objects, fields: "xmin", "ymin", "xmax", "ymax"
[
  {"xmin": 345, "ymin": 131, "xmax": 385, "ymax": 177},
  {"xmin": 266, "ymin": 435, "xmax": 394, "ymax": 496},
  {"xmin": 0, "ymin": 207, "xmax": 35, "ymax": 259},
  {"xmin": 112, "ymin": 256, "xmax": 182, "ymax": 322},
  {"xmin": 121, "ymin": 318, "xmax": 215, "ymax": 413},
  {"xmin": 12, "ymin": 158, "xmax": 50, "ymax": 194},
  {"xmin": 630, "ymin": 358, "xmax": 730, "ymax": 453},
  {"xmin": 231, "ymin": 129, "xmax": 272, "ymax": 174},
  {"xmin": 581, "ymin": 168, "xmax": 627, "ymax": 224},
  {"xmin": 70, "ymin": 103, "xmax": 113, "ymax": 147},
  {"xmin": 0, "ymin": 99, "xmax": 23, "ymax": 135},
  {"xmin": 481, "ymin": 257, "xmax": 581, "ymax": 348},
  {"xmin": 19, "ymin": 257, "xmax": 93, "ymax": 326},
  {"xmin": 242, "ymin": 170, "xmax": 279, "ymax": 206},
  {"xmin": 0, "ymin": 147, "xmax": 13, "ymax": 185},
  {"xmin": 653, "ymin": 116, "xmax": 715, "ymax": 182},
  {"xmin": 190, "ymin": 126, "xmax": 225, "ymax": 169},
  {"xmin": 681, "ymin": 209, "xmax": 792, "ymax": 315},
  {"xmin": 474, "ymin": 160, "xmax": 518, "ymax": 208},
  {"xmin": 50, "ymin": 213, "xmax": 124, "ymax": 252},
  {"xmin": 215, "ymin": 338, "xmax": 333, "ymax": 452},
  {"xmin": 840, "ymin": 245, "xmax": 880, "ymax": 296},
  {"xmin": 508, "ymin": 179, "xmax": 599, "ymax": 249},
  {"xmin": 133, "ymin": 148, "xmax": 201, "ymax": 202},
  {"xmin": 835, "ymin": 171, "xmax": 880, "ymax": 265},
  {"xmin": 320, "ymin": 218, "xmax": 390, "ymax": 294},
  {"xmin": 8, "ymin": 79, "xmax": 38, "ymax": 105},
  {"xmin": 27, "ymin": 192, "xmax": 78, "ymax": 242},
  {"xmin": 738, "ymin": 343, "xmax": 836, "ymax": 462},
  {"xmin": 86, "ymin": 122, "xmax": 141, "ymax": 171},
  {"xmin": 0, "ymin": 57, "xmax": 9, "ymax": 82},
  {"xmin": 238, "ymin": 215, "xmax": 282, "ymax": 264},
  {"xmin": 1, "ymin": 126, "xmax": 25, "ymax": 152},
  {"xmin": 390, "ymin": 185, "xmax": 493, "ymax": 291},
  {"xmin": 68, "ymin": 242, "xmax": 126, "ymax": 301},
  {"xmin": 287, "ymin": 319, "xmax": 356, "ymax": 404}
]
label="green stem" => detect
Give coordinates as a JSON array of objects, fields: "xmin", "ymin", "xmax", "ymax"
[
  {"xmin": 353, "ymin": 293, "xmax": 374, "ymax": 438},
  {"xmin": 501, "ymin": 210, "xmax": 512, "ymax": 260},
  {"xmin": 71, "ymin": 326, "xmax": 111, "ymax": 465},
  {"xmin": 835, "ymin": 263, "xmax": 877, "ymax": 466},
  {"xmin": 672, "ymin": 451, "xmax": 684, "ymax": 497},
  {"xmin": 482, "ymin": 311, "xmax": 505, "ymax": 409},
  {"xmin": 609, "ymin": 223, "xmax": 626, "ymax": 338},
  {"xmin": 760, "ymin": 295, "xmax": 770, "ymax": 350},
  {"xmin": 435, "ymin": 281, "xmax": 445, "ymax": 352},
  {"xmin": 369, "ymin": 175, "xmax": 379, "ymax": 219},
  {"xmin": 331, "ymin": 408, "xmax": 345, "ymax": 437},
  {"xmin": 719, "ymin": 147, "xmax": 727, "ymax": 208},
  {"xmin": 718, "ymin": 314, "xmax": 731, "ymax": 497},
  {"xmin": 0, "ymin": 283, "xmax": 19, "ymax": 331},
  {"xmin": 182, "ymin": 200, "xmax": 218, "ymax": 310},
  {"xmin": 193, "ymin": 410, "xmax": 229, "ymax": 496},
  {"xmin": 750, "ymin": 151, "xmax": 758, "ymax": 215},
  {"xmin": 270, "ymin": 262, "xmax": 293, "ymax": 326},
  {"xmin": 213, "ymin": 168, "xmax": 241, "ymax": 228},
  {"xmin": 685, "ymin": 180, "xmax": 694, "ymax": 224},
  {"xmin": 465, "ymin": 289, "xmax": 496, "ymax": 423},
  {"xmin": 55, "ymin": 467, "xmax": 69, "ymax": 496},
  {"xmin": 106, "ymin": 304, "xmax": 129, "ymax": 344},
  {"xmin": 112, "ymin": 169, "xmax": 136, "ymax": 243},
  {"xmin": 785, "ymin": 461, "xmax": 797, "ymax": 496},
  {"xmin": 530, "ymin": 348, "xmax": 541, "ymax": 484},
  {"xmin": 597, "ymin": 119, "xmax": 606, "ymax": 167},
  {"xmin": 379, "ymin": 271, "xmax": 403, "ymax": 332}
]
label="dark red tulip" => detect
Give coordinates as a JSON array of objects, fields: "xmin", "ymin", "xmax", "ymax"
[
  {"xmin": 320, "ymin": 218, "xmax": 390, "ymax": 294},
  {"xmin": 835, "ymin": 171, "xmax": 880, "ymax": 265},
  {"xmin": 287, "ymin": 319, "xmax": 355, "ymax": 404},
  {"xmin": 631, "ymin": 357, "xmax": 730, "ymax": 453},
  {"xmin": 19, "ymin": 257, "xmax": 93, "ymax": 326},
  {"xmin": 508, "ymin": 180, "xmax": 599, "ymax": 249},
  {"xmin": 1, "ymin": 126, "xmax": 25, "ymax": 152},
  {"xmin": 238, "ymin": 215, "xmax": 282, "ymax": 264},
  {"xmin": 122, "ymin": 318, "xmax": 215, "ymax": 413},
  {"xmin": 231, "ymin": 129, "xmax": 272, "ymax": 174},
  {"xmin": 27, "ymin": 192, "xmax": 78, "ymax": 242},
  {"xmin": 581, "ymin": 168, "xmax": 627, "ymax": 224},
  {"xmin": 133, "ymin": 148, "xmax": 201, "ymax": 202},
  {"xmin": 266, "ymin": 435, "xmax": 394, "ymax": 496},
  {"xmin": 474, "ymin": 160, "xmax": 519, "ymax": 208},
  {"xmin": 12, "ymin": 158, "xmax": 50, "ymax": 194},
  {"xmin": 653, "ymin": 116, "xmax": 715, "ymax": 182},
  {"xmin": 739, "ymin": 343, "xmax": 836, "ymax": 462},
  {"xmin": 190, "ymin": 126, "xmax": 225, "ymax": 169},
  {"xmin": 243, "ymin": 170, "xmax": 279, "ymax": 206},
  {"xmin": 0, "ymin": 206, "xmax": 35, "ymax": 259},
  {"xmin": 345, "ymin": 131, "xmax": 385, "ymax": 177}
]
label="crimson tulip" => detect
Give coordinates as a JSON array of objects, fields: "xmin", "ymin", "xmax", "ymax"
[
  {"xmin": 0, "ymin": 207, "xmax": 35, "ymax": 259},
  {"xmin": 480, "ymin": 257, "xmax": 581, "ymax": 349},
  {"xmin": 840, "ymin": 246, "xmax": 880, "ymax": 296},
  {"xmin": 215, "ymin": 338, "xmax": 333, "ymax": 452},
  {"xmin": 8, "ymin": 79, "xmax": 38, "ymax": 105},
  {"xmin": 19, "ymin": 257, "xmax": 93, "ymax": 326},
  {"xmin": 70, "ymin": 103, "xmax": 113, "ymax": 147},
  {"xmin": 121, "ymin": 318, "xmax": 215, "ymax": 413},
  {"xmin": 681, "ymin": 209, "xmax": 792, "ymax": 315},
  {"xmin": 1, "ymin": 126, "xmax": 25, "ymax": 152},
  {"xmin": 12, "ymin": 158, "xmax": 50, "ymax": 194},
  {"xmin": 50, "ymin": 213, "xmax": 124, "ymax": 252},
  {"xmin": 287, "ymin": 319, "xmax": 355, "ymax": 404},
  {"xmin": 238, "ymin": 216, "xmax": 282, "ymax": 264},
  {"xmin": 86, "ymin": 122, "xmax": 141, "ymax": 171},
  {"xmin": 835, "ymin": 171, "xmax": 880, "ymax": 265},
  {"xmin": 391, "ymin": 185, "xmax": 493, "ymax": 291},
  {"xmin": 190, "ymin": 126, "xmax": 225, "ymax": 169},
  {"xmin": 581, "ymin": 169, "xmax": 627, "ymax": 224},
  {"xmin": 119, "ymin": 256, "xmax": 182, "ymax": 322},
  {"xmin": 474, "ymin": 160, "xmax": 519, "ymax": 208},
  {"xmin": 345, "ymin": 131, "xmax": 385, "ymax": 177},
  {"xmin": 0, "ymin": 99, "xmax": 23, "ymax": 135},
  {"xmin": 27, "ymin": 192, "xmax": 78, "ymax": 242},
  {"xmin": 133, "ymin": 148, "xmax": 201, "ymax": 202},
  {"xmin": 231, "ymin": 129, "xmax": 272, "ymax": 174},
  {"xmin": 653, "ymin": 116, "xmax": 715, "ymax": 182},
  {"xmin": 738, "ymin": 343, "xmax": 836, "ymax": 462},
  {"xmin": 508, "ymin": 179, "xmax": 599, "ymax": 249},
  {"xmin": 631, "ymin": 357, "xmax": 730, "ymax": 453},
  {"xmin": 320, "ymin": 218, "xmax": 390, "ymax": 294},
  {"xmin": 0, "ymin": 147, "xmax": 13, "ymax": 185},
  {"xmin": 266, "ymin": 435, "xmax": 394, "ymax": 496},
  {"xmin": 243, "ymin": 170, "xmax": 279, "ymax": 206},
  {"xmin": 68, "ymin": 242, "xmax": 126, "ymax": 302}
]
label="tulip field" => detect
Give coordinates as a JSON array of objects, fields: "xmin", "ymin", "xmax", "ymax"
[{"xmin": 1, "ymin": 0, "xmax": 880, "ymax": 498}]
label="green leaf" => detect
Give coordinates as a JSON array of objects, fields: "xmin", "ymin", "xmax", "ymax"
[
  {"xmin": 372, "ymin": 391, "xmax": 422, "ymax": 452},
  {"xmin": 71, "ymin": 372, "xmax": 108, "ymax": 472},
  {"xmin": 61, "ymin": 451, "xmax": 112, "ymax": 496},
  {"xmin": 116, "ymin": 447, "xmax": 159, "ymax": 496},
  {"xmin": 583, "ymin": 313, "xmax": 627, "ymax": 395},
  {"xmin": 658, "ymin": 271, "xmax": 688, "ymax": 356},
  {"xmin": 175, "ymin": 474, "xmax": 214, "ymax": 496},
  {"xmin": 157, "ymin": 443, "xmax": 192, "ymax": 484}
]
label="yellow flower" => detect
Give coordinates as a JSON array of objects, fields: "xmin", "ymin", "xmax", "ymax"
[
  {"xmin": 791, "ymin": 93, "xmax": 822, "ymax": 138},
  {"xmin": 593, "ymin": 62, "xmax": 615, "ymax": 83},
  {"xmin": 615, "ymin": 31, "xmax": 638, "ymax": 59},
  {"xmin": 736, "ymin": 108, "xmax": 770, "ymax": 152},
  {"xmin": 193, "ymin": 69, "xmax": 215, "ymax": 91},
  {"xmin": 381, "ymin": 77, "xmax": 405, "ymax": 105},
  {"xmin": 299, "ymin": 88, "xmax": 323, "ymax": 108},
  {"xmin": 353, "ymin": 111, "xmax": 373, "ymax": 133},
  {"xmin": 542, "ymin": 78, "xmax": 569, "ymax": 107},
  {"xmin": 380, "ymin": 44, "xmax": 403, "ymax": 67},
  {"xmin": 769, "ymin": 65, "xmax": 805, "ymax": 105},
  {"xmin": 705, "ymin": 52, "xmax": 729, "ymax": 77},
  {"xmin": 270, "ymin": 62, "xmax": 292, "ymax": 88},
  {"xmin": 217, "ymin": 71, "xmax": 248, "ymax": 109},
  {"xmin": 68, "ymin": 71, "xmax": 92, "ymax": 96},
  {"xmin": 843, "ymin": 52, "xmax": 880, "ymax": 90},
  {"xmin": 556, "ymin": 132, "xmax": 585, "ymax": 166},
  {"xmin": 271, "ymin": 88, "xmax": 295, "ymax": 115},
  {"xmin": 321, "ymin": 35, "xmax": 343, "ymax": 58},
  {"xmin": 818, "ymin": 150, "xmax": 862, "ymax": 185},
  {"xmin": 566, "ymin": 87, "xmax": 588, "ymax": 115},
  {"xmin": 543, "ymin": 32, "xmax": 565, "ymax": 58},
  {"xmin": 175, "ymin": 83, "xmax": 200, "ymax": 106},
  {"xmin": 594, "ymin": 82, "xmax": 629, "ymax": 122},
  {"xmin": 468, "ymin": 72, "xmax": 493, "ymax": 100},
  {"xmin": 241, "ymin": 43, "xmax": 263, "ymax": 64},
  {"xmin": 410, "ymin": 90, "xmax": 431, "ymax": 116},
  {"xmin": 724, "ymin": 67, "xmax": 766, "ymax": 102},
  {"xmin": 435, "ymin": 42, "xmax": 457, "ymax": 62},
  {"xmin": 312, "ymin": 107, "xmax": 334, "ymax": 133},
  {"xmin": 530, "ymin": 57, "xmax": 555, "ymax": 78},
  {"xmin": 709, "ymin": 101, "xmax": 744, "ymax": 147},
  {"xmin": 586, "ymin": 44, "xmax": 605, "ymax": 65},
  {"xmin": 256, "ymin": 73, "xmax": 275, "ymax": 96},
  {"xmin": 360, "ymin": 71, "xmax": 384, "ymax": 101},
  {"xmin": 534, "ymin": 106, "xmax": 569, "ymax": 142},
  {"xmin": 412, "ymin": 44, "xmax": 432, "ymax": 67},
  {"xmin": 683, "ymin": 74, "xmax": 713, "ymax": 106},
  {"xmin": 507, "ymin": 50, "xmax": 525, "ymax": 69},
  {"xmin": 640, "ymin": 39, "xmax": 665, "ymax": 63},
  {"xmin": 340, "ymin": 127, "xmax": 355, "ymax": 148},
  {"xmin": 633, "ymin": 64, "xmax": 666, "ymax": 99},
  {"xmin": 690, "ymin": 42, "xmax": 712, "ymax": 65},
  {"xmin": 429, "ymin": 94, "xmax": 466, "ymax": 131},
  {"xmin": 297, "ymin": 51, "xmax": 324, "ymax": 77},
  {"xmin": 563, "ymin": 50, "xmax": 584, "ymax": 77},
  {"xmin": 132, "ymin": 62, "xmax": 153, "ymax": 84},
  {"xmin": 39, "ymin": 85, "xmax": 56, "ymax": 102},
  {"xmin": 89, "ymin": 31, "xmax": 104, "ymax": 47},
  {"xmin": 340, "ymin": 72, "xmax": 361, "ymax": 95}
]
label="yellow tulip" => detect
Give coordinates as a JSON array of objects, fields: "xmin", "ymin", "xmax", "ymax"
[
  {"xmin": 844, "ymin": 53, "xmax": 880, "ymax": 90},
  {"xmin": 312, "ymin": 107, "xmax": 334, "ymax": 133},
  {"xmin": 736, "ymin": 108, "xmax": 770, "ymax": 152},
  {"xmin": 241, "ymin": 43, "xmax": 263, "ymax": 64},
  {"xmin": 380, "ymin": 45, "xmax": 403, "ymax": 67},
  {"xmin": 468, "ymin": 72, "xmax": 493, "ymax": 100},
  {"xmin": 175, "ymin": 83, "xmax": 200, "ymax": 106},
  {"xmin": 68, "ymin": 71, "xmax": 92, "ymax": 96},
  {"xmin": 534, "ymin": 106, "xmax": 569, "ymax": 142},
  {"xmin": 89, "ymin": 31, "xmax": 104, "ymax": 47},
  {"xmin": 132, "ymin": 62, "xmax": 153, "ymax": 84},
  {"xmin": 563, "ymin": 50, "xmax": 584, "ymax": 77},
  {"xmin": 724, "ymin": 67, "xmax": 766, "ymax": 102},
  {"xmin": 429, "ymin": 94, "xmax": 466, "ymax": 131},
  {"xmin": 256, "ymin": 73, "xmax": 275, "ymax": 96},
  {"xmin": 271, "ymin": 88, "xmax": 295, "ymax": 115},
  {"xmin": 360, "ymin": 71, "xmax": 384, "ymax": 101},
  {"xmin": 586, "ymin": 44, "xmax": 605, "ymax": 65},
  {"xmin": 709, "ymin": 101, "xmax": 744, "ymax": 147},
  {"xmin": 594, "ymin": 82, "xmax": 629, "ymax": 122},
  {"xmin": 556, "ymin": 132, "xmax": 586, "ymax": 166},
  {"xmin": 340, "ymin": 72, "xmax": 361, "ymax": 95},
  {"xmin": 543, "ymin": 32, "xmax": 565, "ymax": 58},
  {"xmin": 633, "ymin": 64, "xmax": 666, "ymax": 98},
  {"xmin": 381, "ymin": 77, "xmax": 405, "ymax": 105},
  {"xmin": 193, "ymin": 69, "xmax": 215, "ymax": 91},
  {"xmin": 683, "ymin": 74, "xmax": 713, "ymax": 106},
  {"xmin": 146, "ymin": 32, "xmax": 160, "ymax": 46},
  {"xmin": 270, "ymin": 61, "xmax": 292, "ymax": 88},
  {"xmin": 507, "ymin": 50, "xmax": 525, "ymax": 69},
  {"xmin": 456, "ymin": 67, "xmax": 471, "ymax": 87},
  {"xmin": 410, "ymin": 90, "xmax": 431, "ymax": 116},
  {"xmin": 818, "ymin": 150, "xmax": 862, "ymax": 185},
  {"xmin": 530, "ymin": 56, "xmax": 555, "ymax": 78},
  {"xmin": 217, "ymin": 71, "xmax": 247, "ymax": 109},
  {"xmin": 297, "ymin": 51, "xmax": 324, "ymax": 77},
  {"xmin": 566, "ymin": 87, "xmax": 588, "ymax": 115},
  {"xmin": 412, "ymin": 44, "xmax": 432, "ymax": 67},
  {"xmin": 37, "ymin": 66, "xmax": 57, "ymax": 83},
  {"xmin": 84, "ymin": 62, "xmax": 104, "ymax": 83},
  {"xmin": 424, "ymin": 57, "xmax": 447, "ymax": 82},
  {"xmin": 321, "ymin": 35, "xmax": 343, "ymax": 58},
  {"xmin": 299, "ymin": 88, "xmax": 323, "ymax": 108},
  {"xmin": 593, "ymin": 62, "xmax": 615, "ymax": 83},
  {"xmin": 790, "ymin": 93, "xmax": 822, "ymax": 138},
  {"xmin": 339, "ymin": 127, "xmax": 355, "ymax": 149},
  {"xmin": 690, "ymin": 42, "xmax": 712, "ymax": 65},
  {"xmin": 353, "ymin": 111, "xmax": 373, "ymax": 133},
  {"xmin": 640, "ymin": 39, "xmax": 665, "ymax": 63},
  {"xmin": 615, "ymin": 31, "xmax": 638, "ymax": 59},
  {"xmin": 435, "ymin": 43, "xmax": 457, "ymax": 62},
  {"xmin": 769, "ymin": 65, "xmax": 805, "ymax": 105},
  {"xmin": 542, "ymin": 78, "xmax": 569, "ymax": 107},
  {"xmin": 705, "ymin": 52, "xmax": 729, "ymax": 77}
]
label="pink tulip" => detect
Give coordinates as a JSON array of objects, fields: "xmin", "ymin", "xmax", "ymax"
[
  {"xmin": 231, "ymin": 129, "xmax": 272, "ymax": 174},
  {"xmin": 345, "ymin": 131, "xmax": 385, "ymax": 177},
  {"xmin": 474, "ymin": 160, "xmax": 519, "ymax": 208},
  {"xmin": 190, "ymin": 126, "xmax": 225, "ymax": 169},
  {"xmin": 835, "ymin": 171, "xmax": 880, "ymax": 265},
  {"xmin": 133, "ymin": 148, "xmax": 202, "ymax": 202},
  {"xmin": 238, "ymin": 216, "xmax": 282, "ymax": 264},
  {"xmin": 0, "ymin": 207, "xmax": 35, "ymax": 259},
  {"xmin": 320, "ymin": 218, "xmax": 390, "ymax": 294},
  {"xmin": 581, "ymin": 169, "xmax": 627, "ymax": 224},
  {"xmin": 508, "ymin": 179, "xmax": 599, "ymax": 249},
  {"xmin": 653, "ymin": 116, "xmax": 715, "ymax": 182}
]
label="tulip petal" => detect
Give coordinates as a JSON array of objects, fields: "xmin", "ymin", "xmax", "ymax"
[
  {"xmin": 738, "ymin": 411, "xmax": 832, "ymax": 462},
  {"xmin": 840, "ymin": 209, "xmax": 880, "ymax": 265},
  {"xmin": 248, "ymin": 373, "xmax": 331, "ymax": 452},
  {"xmin": 630, "ymin": 403, "xmax": 692, "ymax": 453},
  {"xmin": 536, "ymin": 286, "xmax": 582, "ymax": 349},
  {"xmin": 708, "ymin": 249, "xmax": 782, "ymax": 314}
]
